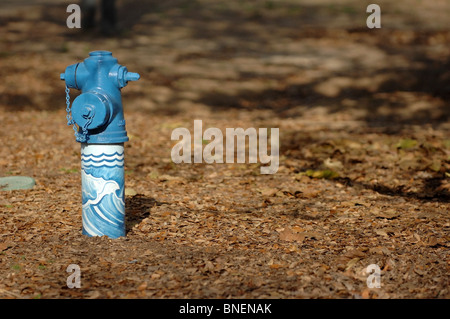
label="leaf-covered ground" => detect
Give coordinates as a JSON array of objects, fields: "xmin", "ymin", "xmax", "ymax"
[{"xmin": 0, "ymin": 0, "xmax": 449, "ymax": 299}]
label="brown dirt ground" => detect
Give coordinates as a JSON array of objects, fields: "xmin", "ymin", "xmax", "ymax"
[{"xmin": 0, "ymin": 0, "xmax": 449, "ymax": 299}]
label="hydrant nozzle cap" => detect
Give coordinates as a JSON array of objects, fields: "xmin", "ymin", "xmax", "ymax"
[
  {"xmin": 125, "ymin": 72, "xmax": 140, "ymax": 82},
  {"xmin": 60, "ymin": 73, "xmax": 65, "ymax": 80}
]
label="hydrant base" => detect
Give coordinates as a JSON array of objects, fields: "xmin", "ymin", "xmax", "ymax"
[{"xmin": 81, "ymin": 143, "xmax": 125, "ymax": 238}]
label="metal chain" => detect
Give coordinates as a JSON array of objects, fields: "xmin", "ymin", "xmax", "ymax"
[
  {"xmin": 80, "ymin": 111, "xmax": 93, "ymax": 142},
  {"xmin": 65, "ymin": 86, "xmax": 73, "ymax": 125},
  {"xmin": 65, "ymin": 86, "xmax": 89, "ymax": 143}
]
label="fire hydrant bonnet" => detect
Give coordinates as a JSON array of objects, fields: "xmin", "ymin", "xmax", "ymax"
[{"xmin": 60, "ymin": 50, "xmax": 140, "ymax": 144}]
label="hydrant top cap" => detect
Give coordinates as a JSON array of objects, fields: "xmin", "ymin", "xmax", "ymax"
[{"xmin": 90, "ymin": 50, "xmax": 112, "ymax": 57}]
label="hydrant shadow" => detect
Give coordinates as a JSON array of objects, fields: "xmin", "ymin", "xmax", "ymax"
[{"xmin": 125, "ymin": 194, "xmax": 166, "ymax": 234}]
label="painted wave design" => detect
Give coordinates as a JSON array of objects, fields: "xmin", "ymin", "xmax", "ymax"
[
  {"xmin": 81, "ymin": 152, "xmax": 124, "ymax": 169},
  {"xmin": 81, "ymin": 167, "xmax": 125, "ymax": 238},
  {"xmin": 81, "ymin": 152, "xmax": 124, "ymax": 160}
]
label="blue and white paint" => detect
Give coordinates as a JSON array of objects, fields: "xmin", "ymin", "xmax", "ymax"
[{"xmin": 81, "ymin": 143, "xmax": 125, "ymax": 238}]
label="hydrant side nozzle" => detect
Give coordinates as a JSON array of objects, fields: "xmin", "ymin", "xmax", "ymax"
[
  {"xmin": 109, "ymin": 65, "xmax": 140, "ymax": 89},
  {"xmin": 61, "ymin": 63, "xmax": 79, "ymax": 89},
  {"xmin": 61, "ymin": 63, "xmax": 89, "ymax": 90},
  {"xmin": 125, "ymin": 72, "xmax": 140, "ymax": 82}
]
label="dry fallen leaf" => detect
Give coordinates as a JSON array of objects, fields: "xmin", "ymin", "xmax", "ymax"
[
  {"xmin": 137, "ymin": 282, "xmax": 148, "ymax": 291},
  {"xmin": 425, "ymin": 235, "xmax": 439, "ymax": 247},
  {"xmin": 361, "ymin": 288, "xmax": 372, "ymax": 299},
  {"xmin": 125, "ymin": 188, "xmax": 137, "ymax": 196},
  {"xmin": 279, "ymin": 228, "xmax": 305, "ymax": 243},
  {"xmin": 0, "ymin": 242, "xmax": 11, "ymax": 252},
  {"xmin": 372, "ymin": 209, "xmax": 401, "ymax": 219},
  {"xmin": 259, "ymin": 187, "xmax": 278, "ymax": 197},
  {"xmin": 345, "ymin": 257, "xmax": 360, "ymax": 271},
  {"xmin": 323, "ymin": 158, "xmax": 343, "ymax": 171}
]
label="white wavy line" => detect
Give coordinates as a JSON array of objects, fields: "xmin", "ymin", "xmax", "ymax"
[
  {"xmin": 110, "ymin": 195, "xmax": 125, "ymax": 215},
  {"xmin": 82, "ymin": 160, "xmax": 124, "ymax": 167},
  {"xmin": 82, "ymin": 211, "xmax": 102, "ymax": 236},
  {"xmin": 81, "ymin": 154, "xmax": 124, "ymax": 161},
  {"xmin": 99, "ymin": 201, "xmax": 125, "ymax": 222},
  {"xmin": 93, "ymin": 206, "xmax": 120, "ymax": 226},
  {"xmin": 82, "ymin": 181, "xmax": 120, "ymax": 207}
]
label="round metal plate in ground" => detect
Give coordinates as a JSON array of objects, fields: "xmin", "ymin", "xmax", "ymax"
[{"xmin": 0, "ymin": 176, "xmax": 35, "ymax": 191}]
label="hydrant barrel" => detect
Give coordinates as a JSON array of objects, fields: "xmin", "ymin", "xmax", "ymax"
[
  {"xmin": 61, "ymin": 51, "xmax": 139, "ymax": 238},
  {"xmin": 81, "ymin": 143, "xmax": 125, "ymax": 238}
]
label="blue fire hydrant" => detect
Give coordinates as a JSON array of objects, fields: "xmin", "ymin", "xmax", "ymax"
[{"xmin": 61, "ymin": 50, "xmax": 140, "ymax": 238}]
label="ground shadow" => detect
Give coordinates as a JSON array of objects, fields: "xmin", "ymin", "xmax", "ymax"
[
  {"xmin": 337, "ymin": 175, "xmax": 450, "ymax": 203},
  {"xmin": 3, "ymin": 0, "xmax": 449, "ymax": 121},
  {"xmin": 196, "ymin": 51, "xmax": 450, "ymax": 130},
  {"xmin": 125, "ymin": 194, "xmax": 168, "ymax": 234}
]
